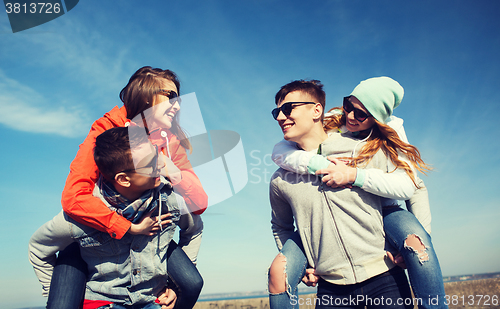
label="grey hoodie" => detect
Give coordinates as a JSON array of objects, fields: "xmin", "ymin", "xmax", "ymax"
[{"xmin": 270, "ymin": 130, "xmax": 395, "ymax": 285}]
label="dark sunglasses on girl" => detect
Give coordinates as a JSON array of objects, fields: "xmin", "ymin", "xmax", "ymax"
[
  {"xmin": 343, "ymin": 96, "xmax": 370, "ymax": 122},
  {"xmin": 272, "ymin": 102, "xmax": 316, "ymax": 120},
  {"xmin": 157, "ymin": 89, "xmax": 179, "ymax": 103}
]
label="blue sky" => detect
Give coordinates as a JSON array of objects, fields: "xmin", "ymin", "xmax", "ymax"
[{"xmin": 1, "ymin": 1, "xmax": 500, "ymax": 308}]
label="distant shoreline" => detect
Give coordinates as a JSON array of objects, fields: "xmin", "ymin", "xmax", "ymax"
[
  {"xmin": 443, "ymin": 271, "xmax": 500, "ymax": 283},
  {"xmin": 197, "ymin": 290, "xmax": 316, "ymax": 302}
]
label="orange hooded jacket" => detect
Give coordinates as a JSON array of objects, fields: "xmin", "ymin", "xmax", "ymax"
[{"xmin": 61, "ymin": 106, "xmax": 207, "ymax": 239}]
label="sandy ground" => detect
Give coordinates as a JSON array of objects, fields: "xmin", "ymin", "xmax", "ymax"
[{"xmin": 193, "ymin": 278, "xmax": 500, "ymax": 309}]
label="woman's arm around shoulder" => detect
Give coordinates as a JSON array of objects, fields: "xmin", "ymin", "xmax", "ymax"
[
  {"xmin": 272, "ymin": 139, "xmax": 330, "ymax": 175},
  {"xmin": 61, "ymin": 106, "xmax": 131, "ymax": 239}
]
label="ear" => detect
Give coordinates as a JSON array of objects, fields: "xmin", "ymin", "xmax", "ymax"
[
  {"xmin": 115, "ymin": 172, "xmax": 131, "ymax": 188},
  {"xmin": 313, "ymin": 103, "xmax": 324, "ymax": 121}
]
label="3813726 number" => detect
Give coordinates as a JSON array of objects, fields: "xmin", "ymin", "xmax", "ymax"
[
  {"xmin": 5, "ymin": 3, "xmax": 61, "ymax": 14},
  {"xmin": 444, "ymin": 294, "xmax": 498, "ymax": 306}
]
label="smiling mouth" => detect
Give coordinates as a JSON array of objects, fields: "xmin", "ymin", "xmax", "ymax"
[{"xmin": 281, "ymin": 124, "xmax": 293, "ymax": 131}]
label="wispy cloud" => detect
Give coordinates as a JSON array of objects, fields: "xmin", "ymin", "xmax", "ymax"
[
  {"xmin": 0, "ymin": 14, "xmax": 138, "ymax": 137},
  {"xmin": 0, "ymin": 71, "xmax": 90, "ymax": 137},
  {"xmin": 1, "ymin": 13, "xmax": 134, "ymax": 107}
]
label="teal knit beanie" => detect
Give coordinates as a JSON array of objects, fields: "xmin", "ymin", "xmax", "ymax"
[{"xmin": 350, "ymin": 76, "xmax": 404, "ymax": 123}]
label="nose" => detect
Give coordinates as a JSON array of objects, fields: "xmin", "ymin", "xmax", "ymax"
[
  {"xmin": 276, "ymin": 109, "xmax": 286, "ymax": 121},
  {"xmin": 172, "ymin": 100, "xmax": 180, "ymax": 112},
  {"xmin": 346, "ymin": 110, "xmax": 356, "ymax": 122}
]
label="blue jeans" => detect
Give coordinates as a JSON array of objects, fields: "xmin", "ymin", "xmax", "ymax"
[
  {"xmin": 383, "ymin": 207, "xmax": 447, "ymax": 308},
  {"xmin": 47, "ymin": 240, "xmax": 202, "ymax": 309},
  {"xmin": 165, "ymin": 240, "xmax": 204, "ymax": 308},
  {"xmin": 269, "ymin": 208, "xmax": 447, "ymax": 309},
  {"xmin": 268, "ymin": 232, "xmax": 308, "ymax": 309},
  {"xmin": 46, "ymin": 242, "xmax": 87, "ymax": 309},
  {"xmin": 316, "ymin": 268, "xmax": 412, "ymax": 308}
]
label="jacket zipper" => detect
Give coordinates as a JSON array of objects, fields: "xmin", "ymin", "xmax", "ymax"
[{"xmin": 319, "ymin": 144, "xmax": 357, "ymax": 282}]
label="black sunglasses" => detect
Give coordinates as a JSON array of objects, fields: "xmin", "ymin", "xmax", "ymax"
[
  {"xmin": 121, "ymin": 144, "xmax": 160, "ymax": 177},
  {"xmin": 343, "ymin": 97, "xmax": 370, "ymax": 122},
  {"xmin": 272, "ymin": 102, "xmax": 316, "ymax": 120},
  {"xmin": 157, "ymin": 89, "xmax": 180, "ymax": 103}
]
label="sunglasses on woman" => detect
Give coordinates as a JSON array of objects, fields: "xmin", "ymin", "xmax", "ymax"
[
  {"xmin": 157, "ymin": 89, "xmax": 180, "ymax": 103},
  {"xmin": 343, "ymin": 97, "xmax": 370, "ymax": 122},
  {"xmin": 272, "ymin": 102, "xmax": 316, "ymax": 120}
]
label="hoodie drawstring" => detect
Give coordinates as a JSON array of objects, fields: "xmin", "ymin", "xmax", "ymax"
[
  {"xmin": 351, "ymin": 128, "xmax": 373, "ymax": 158},
  {"xmin": 157, "ymin": 189, "xmax": 163, "ymax": 232}
]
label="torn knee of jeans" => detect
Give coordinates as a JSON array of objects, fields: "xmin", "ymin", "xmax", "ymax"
[
  {"xmin": 404, "ymin": 234, "xmax": 429, "ymax": 264},
  {"xmin": 268, "ymin": 253, "xmax": 292, "ymax": 295}
]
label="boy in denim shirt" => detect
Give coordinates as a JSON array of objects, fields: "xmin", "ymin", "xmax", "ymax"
[{"xmin": 29, "ymin": 126, "xmax": 203, "ymax": 308}]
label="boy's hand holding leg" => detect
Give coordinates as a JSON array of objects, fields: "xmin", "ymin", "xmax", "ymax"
[
  {"xmin": 387, "ymin": 251, "xmax": 407, "ymax": 269},
  {"xmin": 157, "ymin": 287, "xmax": 177, "ymax": 309},
  {"xmin": 302, "ymin": 268, "xmax": 319, "ymax": 287}
]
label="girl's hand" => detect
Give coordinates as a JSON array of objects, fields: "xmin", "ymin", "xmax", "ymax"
[
  {"xmin": 129, "ymin": 210, "xmax": 173, "ymax": 236},
  {"xmin": 302, "ymin": 268, "xmax": 319, "ymax": 287},
  {"xmin": 316, "ymin": 157, "xmax": 356, "ymax": 188}
]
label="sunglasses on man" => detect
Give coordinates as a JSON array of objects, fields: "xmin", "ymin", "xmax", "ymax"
[
  {"xmin": 272, "ymin": 102, "xmax": 317, "ymax": 120},
  {"xmin": 343, "ymin": 96, "xmax": 370, "ymax": 122},
  {"xmin": 121, "ymin": 144, "xmax": 163, "ymax": 177}
]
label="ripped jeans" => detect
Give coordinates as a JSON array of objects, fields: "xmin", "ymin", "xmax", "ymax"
[
  {"xmin": 383, "ymin": 206, "xmax": 447, "ymax": 308},
  {"xmin": 268, "ymin": 231, "xmax": 307, "ymax": 309},
  {"xmin": 268, "ymin": 207, "xmax": 447, "ymax": 309}
]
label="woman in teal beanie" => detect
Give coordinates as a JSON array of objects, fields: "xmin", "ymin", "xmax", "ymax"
[{"xmin": 269, "ymin": 77, "xmax": 447, "ymax": 309}]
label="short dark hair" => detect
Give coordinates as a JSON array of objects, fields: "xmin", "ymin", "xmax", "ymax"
[
  {"xmin": 94, "ymin": 126, "xmax": 149, "ymax": 181},
  {"xmin": 274, "ymin": 80, "xmax": 326, "ymax": 122},
  {"xmin": 275, "ymin": 79, "xmax": 325, "ymax": 105}
]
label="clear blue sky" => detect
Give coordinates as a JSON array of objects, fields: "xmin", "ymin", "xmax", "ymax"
[{"xmin": 1, "ymin": 1, "xmax": 500, "ymax": 308}]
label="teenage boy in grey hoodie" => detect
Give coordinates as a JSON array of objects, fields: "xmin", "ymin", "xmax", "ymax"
[{"xmin": 269, "ymin": 80, "xmax": 413, "ymax": 308}]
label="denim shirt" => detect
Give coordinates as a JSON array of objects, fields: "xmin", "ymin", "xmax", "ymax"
[{"xmin": 72, "ymin": 181, "xmax": 181, "ymax": 304}]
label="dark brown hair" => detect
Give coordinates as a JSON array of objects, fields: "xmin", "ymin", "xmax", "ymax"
[
  {"xmin": 119, "ymin": 66, "xmax": 191, "ymax": 151},
  {"xmin": 94, "ymin": 126, "xmax": 148, "ymax": 181},
  {"xmin": 275, "ymin": 79, "xmax": 326, "ymax": 121}
]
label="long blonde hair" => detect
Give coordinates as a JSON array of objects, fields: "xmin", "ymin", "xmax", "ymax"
[{"xmin": 324, "ymin": 107, "xmax": 431, "ymax": 187}]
